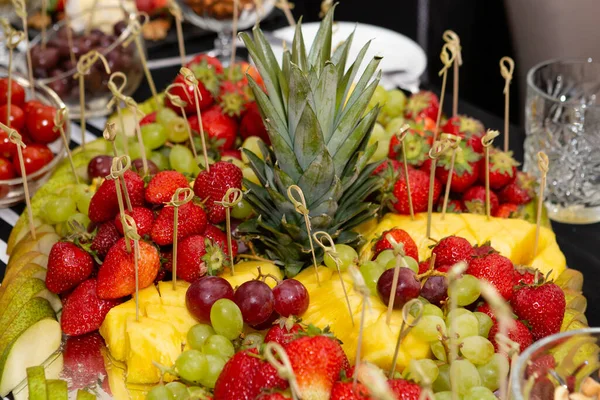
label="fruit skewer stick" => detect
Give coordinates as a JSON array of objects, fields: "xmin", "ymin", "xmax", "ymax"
[
  {"xmin": 1, "ymin": 124, "xmax": 35, "ymax": 240},
  {"xmin": 348, "ymin": 265, "xmax": 370, "ymax": 384},
  {"xmin": 53, "ymin": 107, "xmax": 79, "ymax": 184},
  {"xmin": 63, "ymin": 13, "xmax": 76, "ymax": 65},
  {"xmin": 443, "ymin": 30, "xmax": 462, "ymax": 118},
  {"xmin": 168, "ymin": 187, "xmax": 194, "ymax": 289},
  {"xmin": 122, "ymin": 214, "xmax": 142, "ymax": 322},
  {"xmin": 40, "ymin": 0, "xmax": 47, "ymax": 48},
  {"xmin": 384, "ymin": 234, "xmax": 412, "ymax": 325},
  {"xmin": 500, "ymin": 57, "xmax": 515, "ymax": 152},
  {"xmin": 396, "ymin": 124, "xmax": 414, "ymax": 220},
  {"xmin": 229, "ymin": 0, "xmax": 239, "ymax": 77},
  {"xmin": 165, "ymin": 83, "xmax": 198, "ymax": 158},
  {"xmin": 446, "ymin": 261, "xmax": 467, "ymax": 400},
  {"xmin": 168, "ymin": 0, "xmax": 186, "ymax": 67},
  {"xmin": 124, "ymin": 14, "xmax": 162, "ymax": 110},
  {"xmin": 107, "ymin": 72, "xmax": 130, "ymax": 156},
  {"xmin": 314, "ymin": 231, "xmax": 354, "ymax": 325},
  {"xmin": 481, "ymin": 130, "xmax": 500, "ymax": 220},
  {"xmin": 217, "ymin": 187, "xmax": 243, "ymax": 275},
  {"xmin": 276, "ymin": 0, "xmax": 296, "ymax": 27},
  {"xmin": 74, "ymin": 51, "xmax": 112, "ymax": 149},
  {"xmin": 533, "ymin": 151, "xmax": 549, "ymax": 258},
  {"xmin": 389, "ymin": 298, "xmax": 423, "ymax": 377},
  {"xmin": 433, "ymin": 43, "xmax": 455, "ymax": 141},
  {"xmin": 440, "ymin": 134, "xmax": 462, "ymax": 220},
  {"xmin": 103, "ymin": 122, "xmax": 133, "ymax": 211},
  {"xmin": 264, "ymin": 342, "xmax": 301, "ymax": 400},
  {"xmin": 11, "ymin": 0, "xmax": 35, "ymax": 97},
  {"xmin": 287, "ymin": 185, "xmax": 320, "ymax": 286},
  {"xmin": 356, "ymin": 363, "xmax": 395, "ymax": 400},
  {"xmin": 426, "ymin": 139, "xmax": 451, "ymax": 238},
  {"xmin": 122, "ymin": 95, "xmax": 149, "ymax": 176},
  {"xmin": 181, "ymin": 67, "xmax": 211, "ymax": 172},
  {"xmin": 109, "ymin": 155, "xmax": 133, "ymax": 254},
  {"xmin": 3, "ymin": 26, "xmax": 25, "ymax": 128}
]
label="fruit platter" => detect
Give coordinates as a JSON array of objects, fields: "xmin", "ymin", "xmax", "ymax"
[{"xmin": 0, "ymin": 6, "xmax": 594, "ymax": 400}]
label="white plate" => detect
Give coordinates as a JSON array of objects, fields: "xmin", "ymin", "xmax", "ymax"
[{"xmin": 267, "ymin": 21, "xmax": 427, "ymax": 92}]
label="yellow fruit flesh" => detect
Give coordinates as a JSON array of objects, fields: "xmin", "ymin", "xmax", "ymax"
[{"xmin": 222, "ymin": 260, "xmax": 283, "ymax": 289}]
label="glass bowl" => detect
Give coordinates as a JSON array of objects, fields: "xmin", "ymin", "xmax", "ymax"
[
  {"xmin": 20, "ymin": 6, "xmax": 145, "ymax": 118},
  {"xmin": 0, "ymin": 67, "xmax": 70, "ymax": 208},
  {"xmin": 511, "ymin": 328, "xmax": 600, "ymax": 400}
]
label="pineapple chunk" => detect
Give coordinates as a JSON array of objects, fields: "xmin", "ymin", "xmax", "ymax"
[
  {"xmin": 145, "ymin": 304, "xmax": 197, "ymax": 344},
  {"xmin": 102, "ymin": 349, "xmax": 153, "ymax": 400},
  {"xmin": 125, "ymin": 316, "xmax": 180, "ymax": 384},
  {"xmin": 99, "ymin": 285, "xmax": 161, "ymax": 361},
  {"xmin": 157, "ymin": 280, "xmax": 190, "ymax": 306},
  {"xmin": 224, "ymin": 261, "xmax": 284, "ymax": 289}
]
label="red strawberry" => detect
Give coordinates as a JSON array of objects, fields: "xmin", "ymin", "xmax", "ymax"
[
  {"xmin": 436, "ymin": 199, "xmax": 465, "ymax": 213},
  {"xmin": 150, "ymin": 201, "xmax": 208, "ymax": 245},
  {"xmin": 219, "ymin": 80, "xmax": 248, "ymax": 117},
  {"xmin": 475, "ymin": 302, "xmax": 496, "ymax": 320},
  {"xmin": 61, "ymin": 279, "xmax": 122, "ymax": 336},
  {"xmin": 88, "ymin": 171, "xmax": 145, "ymax": 223},
  {"xmin": 435, "ymin": 140, "xmax": 481, "ymax": 193},
  {"xmin": 256, "ymin": 394, "xmax": 291, "ymax": 400},
  {"xmin": 139, "ymin": 111, "xmax": 157, "ymax": 126},
  {"xmin": 467, "ymin": 253, "xmax": 514, "ymax": 300},
  {"xmin": 482, "ymin": 150, "xmax": 518, "ymax": 190},
  {"xmin": 221, "ymin": 149, "xmax": 242, "ymax": 160},
  {"xmin": 264, "ymin": 318, "xmax": 304, "ymax": 347},
  {"xmin": 373, "ymin": 159, "xmax": 402, "ymax": 176},
  {"xmin": 240, "ymin": 102, "xmax": 270, "ymax": 144},
  {"xmin": 513, "ymin": 266, "xmax": 538, "ymax": 287},
  {"xmin": 372, "ymin": 228, "xmax": 419, "ymax": 261},
  {"xmin": 113, "ymin": 206, "xmax": 154, "ymax": 237},
  {"xmin": 441, "ymin": 115, "xmax": 484, "ymax": 137},
  {"xmin": 175, "ymin": 235, "xmax": 225, "ymax": 282},
  {"xmin": 387, "ymin": 378, "xmax": 421, "ymax": 400},
  {"xmin": 466, "ymin": 133, "xmax": 484, "ymax": 154},
  {"xmin": 330, "ymin": 381, "xmax": 371, "ymax": 399},
  {"xmin": 512, "ymin": 282, "xmax": 566, "ymax": 340},
  {"xmin": 391, "ymin": 168, "xmax": 442, "ymax": 214},
  {"xmin": 62, "ymin": 332, "xmax": 107, "ymax": 389},
  {"xmin": 186, "ymin": 54, "xmax": 224, "ymax": 74},
  {"xmin": 525, "ymin": 354, "xmax": 556, "ymax": 378},
  {"xmin": 418, "ymin": 260, "xmax": 431, "ymax": 274},
  {"xmin": 145, "ymin": 170, "xmax": 190, "ymax": 205},
  {"xmin": 161, "ymin": 249, "xmax": 173, "ymax": 272},
  {"xmin": 285, "ymin": 334, "xmax": 347, "ymax": 400},
  {"xmin": 462, "ymin": 185, "xmax": 499, "ymax": 216},
  {"xmin": 96, "ymin": 238, "xmax": 160, "ymax": 299},
  {"xmin": 91, "ymin": 221, "xmax": 121, "ymax": 259},
  {"xmin": 431, "ymin": 236, "xmax": 473, "ymax": 268},
  {"xmin": 405, "ymin": 91, "xmax": 439, "ymax": 120},
  {"xmin": 472, "ymin": 242, "xmax": 498, "ymax": 257},
  {"xmin": 498, "ymin": 172, "xmax": 534, "ymax": 205},
  {"xmin": 46, "ymin": 242, "xmax": 94, "ymax": 294},
  {"xmin": 204, "ymin": 224, "xmax": 238, "ymax": 259},
  {"xmin": 193, "ymin": 161, "xmax": 243, "ymax": 224},
  {"xmin": 436, "ymin": 264, "xmax": 453, "ymax": 273},
  {"xmin": 165, "ymin": 74, "xmax": 214, "ymax": 113},
  {"xmin": 188, "ymin": 106, "xmax": 238, "ymax": 151},
  {"xmin": 388, "ymin": 129, "xmax": 430, "ymax": 166},
  {"xmin": 488, "ymin": 319, "xmax": 533, "ymax": 355}
]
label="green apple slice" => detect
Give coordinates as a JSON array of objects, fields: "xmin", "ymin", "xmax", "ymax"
[
  {"xmin": 26, "ymin": 366, "xmax": 47, "ymax": 400},
  {"xmin": 46, "ymin": 379, "xmax": 68, "ymax": 400}
]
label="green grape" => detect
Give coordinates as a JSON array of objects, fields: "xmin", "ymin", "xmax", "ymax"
[
  {"xmin": 203, "ymin": 334, "xmax": 235, "ymax": 359},
  {"xmin": 368, "ymin": 85, "xmax": 388, "ymax": 110},
  {"xmin": 242, "ymin": 167, "xmax": 260, "ymax": 186},
  {"xmin": 413, "ymin": 315, "xmax": 446, "ymax": 342},
  {"xmin": 65, "ymin": 213, "xmax": 90, "ymax": 234},
  {"xmin": 241, "ymin": 136, "xmax": 265, "ymax": 163},
  {"xmin": 450, "ymin": 359, "xmax": 481, "ymax": 395},
  {"xmin": 474, "ymin": 312, "xmax": 494, "ymax": 338},
  {"xmin": 460, "ymin": 336, "xmax": 495, "ymax": 365},
  {"xmin": 382, "ymin": 89, "xmax": 407, "ymax": 118},
  {"xmin": 76, "ymin": 191, "xmax": 93, "ymax": 215},
  {"xmin": 434, "ymin": 392, "xmax": 453, "ymax": 400},
  {"xmin": 157, "ymin": 107, "xmax": 179, "ymax": 126},
  {"xmin": 167, "ymin": 117, "xmax": 189, "ymax": 143},
  {"xmin": 360, "ymin": 261, "xmax": 385, "ymax": 294},
  {"xmin": 146, "ymin": 385, "xmax": 175, "ymax": 400},
  {"xmin": 477, "ymin": 353, "xmax": 509, "ymax": 391},
  {"xmin": 450, "ymin": 274, "xmax": 481, "ymax": 306},
  {"xmin": 385, "ymin": 256, "xmax": 418, "ymax": 274},
  {"xmin": 375, "ymin": 250, "xmax": 395, "ymax": 268},
  {"xmin": 64, "ymin": 184, "xmax": 90, "ymax": 200},
  {"xmin": 196, "ymin": 155, "xmax": 215, "ymax": 170},
  {"xmin": 165, "ymin": 382, "xmax": 189, "ymax": 399},
  {"xmin": 445, "ymin": 308, "xmax": 469, "ymax": 324},
  {"xmin": 170, "ymin": 145, "xmax": 196, "ymax": 174},
  {"xmin": 141, "ymin": 123, "xmax": 168, "ymax": 150},
  {"xmin": 405, "ymin": 359, "xmax": 439, "ymax": 384},
  {"xmin": 432, "ymin": 364, "xmax": 451, "ymax": 392},
  {"xmin": 370, "ymin": 123, "xmax": 387, "ymax": 143},
  {"xmin": 448, "ymin": 312, "xmax": 479, "ymax": 339},
  {"xmin": 242, "ymin": 332, "xmax": 264, "ymax": 350},
  {"xmin": 128, "ymin": 140, "xmax": 152, "ymax": 161},
  {"xmin": 368, "ymin": 138, "xmax": 390, "ymax": 163},
  {"xmin": 430, "ymin": 341, "xmax": 447, "ymax": 362},
  {"xmin": 231, "ymin": 198, "xmax": 253, "ymax": 220},
  {"xmin": 385, "ymin": 117, "xmax": 407, "ymax": 136},
  {"xmin": 422, "ymin": 304, "xmax": 444, "ymax": 318},
  {"xmin": 324, "ymin": 244, "xmax": 357, "ymax": 271},
  {"xmin": 187, "ymin": 387, "xmax": 209, "ymax": 399},
  {"xmin": 44, "ymin": 197, "xmax": 77, "ymax": 224},
  {"xmin": 464, "ymin": 386, "xmax": 497, "ymax": 400},
  {"xmin": 222, "ymin": 156, "xmax": 245, "ymax": 170},
  {"xmin": 210, "ymin": 299, "xmax": 244, "ymax": 340},
  {"xmin": 187, "ymin": 324, "xmax": 215, "ymax": 350},
  {"xmin": 150, "ymin": 151, "xmax": 170, "ymax": 171},
  {"xmin": 197, "ymin": 355, "xmax": 226, "ymax": 389},
  {"xmin": 175, "ymin": 350, "xmax": 207, "ymax": 384}
]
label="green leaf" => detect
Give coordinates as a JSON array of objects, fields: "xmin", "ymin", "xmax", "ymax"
[
  {"xmin": 287, "ymin": 64, "xmax": 313, "ymax": 139},
  {"xmin": 342, "ymin": 56, "xmax": 382, "ymax": 118},
  {"xmin": 332, "ymin": 104, "xmax": 379, "ymax": 174},
  {"xmin": 336, "ymin": 40, "xmax": 371, "ymax": 116},
  {"xmin": 281, "ymin": 216, "xmax": 305, "ymax": 242},
  {"xmin": 338, "ymin": 178, "xmax": 381, "ymax": 215},
  {"xmin": 242, "ymin": 149, "xmax": 268, "ymax": 186},
  {"xmin": 247, "ymin": 76, "xmax": 290, "ymax": 147},
  {"xmin": 266, "ymin": 187, "xmax": 295, "ymax": 217},
  {"xmin": 331, "ymin": 28, "xmax": 355, "ymax": 76},
  {"xmin": 310, "ymin": 198, "xmax": 338, "ymax": 219},
  {"xmin": 307, "ymin": 4, "xmax": 335, "ymax": 75},
  {"xmin": 272, "ymin": 166, "xmax": 296, "ymax": 198},
  {"xmin": 315, "ymin": 62, "xmax": 338, "ymax": 143},
  {"xmin": 311, "ymin": 215, "xmax": 334, "ymax": 230},
  {"xmin": 291, "ymin": 17, "xmax": 308, "ymax": 71},
  {"xmin": 310, "ymin": 176, "xmax": 343, "ymax": 209},
  {"xmin": 343, "ymin": 204, "xmax": 380, "ymax": 231},
  {"xmin": 244, "ymin": 180, "xmax": 281, "ymax": 225},
  {"xmin": 293, "ymin": 103, "xmax": 326, "ymax": 171},
  {"xmin": 254, "ymin": 28, "xmax": 286, "ymax": 109},
  {"xmin": 263, "ymin": 117, "xmax": 303, "ymax": 181},
  {"xmin": 297, "ymin": 150, "xmax": 335, "ymax": 207},
  {"xmin": 280, "ymin": 51, "xmax": 291, "ymax": 110}
]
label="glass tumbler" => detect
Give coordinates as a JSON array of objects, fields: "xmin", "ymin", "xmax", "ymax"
[{"xmin": 525, "ymin": 58, "xmax": 600, "ymax": 224}]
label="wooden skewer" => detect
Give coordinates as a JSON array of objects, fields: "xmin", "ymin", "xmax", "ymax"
[
  {"xmin": 384, "ymin": 234, "xmax": 414, "ymax": 326},
  {"xmin": 217, "ymin": 188, "xmax": 244, "ymax": 275},
  {"xmin": 440, "ymin": 134, "xmax": 462, "ymax": 220},
  {"xmin": 433, "ymin": 43, "xmax": 455, "ymax": 142},
  {"xmin": 167, "ymin": 187, "xmax": 194, "ymax": 289},
  {"xmin": 443, "ymin": 30, "xmax": 462, "ymax": 118},
  {"xmin": 12, "ymin": 0, "xmax": 35, "ymax": 97},
  {"xmin": 276, "ymin": 0, "xmax": 296, "ymax": 27},
  {"xmin": 426, "ymin": 139, "xmax": 452, "ymax": 238},
  {"xmin": 53, "ymin": 108, "xmax": 79, "ymax": 184},
  {"xmin": 287, "ymin": 185, "xmax": 320, "ymax": 285},
  {"xmin": 533, "ymin": 152, "xmax": 549, "ymax": 258},
  {"xmin": 180, "ymin": 67, "xmax": 210, "ymax": 172},
  {"xmin": 390, "ymin": 298, "xmax": 423, "ymax": 378},
  {"xmin": 107, "ymin": 72, "xmax": 130, "ymax": 156},
  {"xmin": 40, "ymin": 0, "xmax": 47, "ymax": 49},
  {"xmin": 395, "ymin": 124, "xmax": 414, "ymax": 220},
  {"xmin": 169, "ymin": 0, "xmax": 187, "ymax": 68},
  {"xmin": 347, "ymin": 265, "xmax": 370, "ymax": 385},
  {"xmin": 165, "ymin": 83, "xmax": 198, "ymax": 158},
  {"xmin": 122, "ymin": 214, "xmax": 142, "ymax": 322},
  {"xmin": 4, "ymin": 27, "xmax": 25, "ymax": 129},
  {"xmin": 481, "ymin": 130, "xmax": 500, "ymax": 219},
  {"xmin": 103, "ymin": 122, "xmax": 133, "ymax": 212},
  {"xmin": 500, "ymin": 57, "xmax": 515, "ymax": 152},
  {"xmin": 264, "ymin": 342, "xmax": 301, "ymax": 400}
]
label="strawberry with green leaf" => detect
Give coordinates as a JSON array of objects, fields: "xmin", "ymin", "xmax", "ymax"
[
  {"xmin": 482, "ymin": 149, "xmax": 519, "ymax": 190},
  {"xmin": 442, "ymin": 115, "xmax": 485, "ymax": 137},
  {"xmin": 498, "ymin": 171, "xmax": 535, "ymax": 205},
  {"xmin": 435, "ymin": 139, "xmax": 482, "ymax": 193},
  {"xmin": 388, "ymin": 129, "xmax": 431, "ymax": 167},
  {"xmin": 512, "ymin": 281, "xmax": 566, "ymax": 340},
  {"xmin": 462, "ymin": 185, "xmax": 499, "ymax": 215},
  {"xmin": 405, "ymin": 91, "xmax": 439, "ymax": 121}
]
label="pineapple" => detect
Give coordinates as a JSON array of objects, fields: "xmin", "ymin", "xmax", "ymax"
[
  {"xmin": 238, "ymin": 6, "xmax": 383, "ymax": 277},
  {"xmin": 145, "ymin": 304, "xmax": 197, "ymax": 344},
  {"xmin": 224, "ymin": 261, "xmax": 283, "ymax": 289},
  {"xmin": 157, "ymin": 281, "xmax": 190, "ymax": 306}
]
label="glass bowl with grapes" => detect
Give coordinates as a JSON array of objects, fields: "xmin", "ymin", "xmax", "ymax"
[
  {"xmin": 0, "ymin": 67, "xmax": 70, "ymax": 208},
  {"xmin": 20, "ymin": 6, "xmax": 145, "ymax": 119}
]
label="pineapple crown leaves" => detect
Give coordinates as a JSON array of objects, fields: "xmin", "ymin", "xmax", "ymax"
[
  {"xmin": 437, "ymin": 140, "xmax": 481, "ymax": 175},
  {"xmin": 237, "ymin": 6, "xmax": 384, "ymax": 274},
  {"xmin": 489, "ymin": 149, "xmax": 519, "ymax": 175}
]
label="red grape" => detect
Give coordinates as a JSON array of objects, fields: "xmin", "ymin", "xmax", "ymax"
[
  {"xmin": 0, "ymin": 104, "xmax": 25, "ymax": 131},
  {"xmin": 186, "ymin": 276, "xmax": 234, "ymax": 323},
  {"xmin": 87, "ymin": 155, "xmax": 113, "ymax": 179},
  {"xmin": 250, "ymin": 310, "xmax": 279, "ymax": 330},
  {"xmin": 233, "ymin": 280, "xmax": 275, "ymax": 325},
  {"xmin": 0, "ymin": 156, "xmax": 16, "ymax": 180},
  {"xmin": 420, "ymin": 276, "xmax": 448, "ymax": 306},
  {"xmin": 131, "ymin": 158, "xmax": 159, "ymax": 176},
  {"xmin": 377, "ymin": 268, "xmax": 421, "ymax": 309},
  {"xmin": 26, "ymin": 105, "xmax": 60, "ymax": 144},
  {"xmin": 0, "ymin": 79, "xmax": 25, "ymax": 107},
  {"xmin": 272, "ymin": 279, "xmax": 309, "ymax": 317},
  {"xmin": 14, "ymin": 143, "xmax": 53, "ymax": 176}
]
